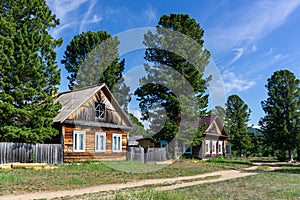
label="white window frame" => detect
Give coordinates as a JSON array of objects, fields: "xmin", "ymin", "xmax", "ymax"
[
  {"xmin": 205, "ymin": 140, "xmax": 210, "ymax": 155},
  {"xmin": 95, "ymin": 102, "xmax": 106, "ymax": 119},
  {"xmin": 218, "ymin": 141, "xmax": 223, "ymax": 154},
  {"xmin": 73, "ymin": 131, "xmax": 86, "ymax": 152},
  {"xmin": 95, "ymin": 132, "xmax": 106, "ymax": 152},
  {"xmin": 212, "ymin": 140, "xmax": 217, "ymax": 155},
  {"xmin": 112, "ymin": 133, "xmax": 122, "ymax": 152}
]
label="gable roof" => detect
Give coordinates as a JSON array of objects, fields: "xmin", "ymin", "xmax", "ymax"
[
  {"xmin": 53, "ymin": 84, "xmax": 133, "ymax": 128},
  {"xmin": 199, "ymin": 115, "xmax": 226, "ymax": 135}
]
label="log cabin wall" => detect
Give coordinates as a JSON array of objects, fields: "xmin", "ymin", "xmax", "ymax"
[
  {"xmin": 68, "ymin": 90, "xmax": 126, "ymax": 126},
  {"xmin": 63, "ymin": 124, "xmax": 128, "ymax": 162}
]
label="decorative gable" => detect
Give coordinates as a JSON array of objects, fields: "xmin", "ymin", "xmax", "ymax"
[{"xmin": 54, "ymin": 84, "xmax": 133, "ymax": 129}]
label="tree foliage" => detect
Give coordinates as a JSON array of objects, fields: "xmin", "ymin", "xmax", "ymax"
[
  {"xmin": 61, "ymin": 31, "xmax": 130, "ymax": 111},
  {"xmin": 260, "ymin": 70, "xmax": 300, "ymax": 161},
  {"xmin": 128, "ymin": 113, "xmax": 149, "ymax": 137},
  {"xmin": 225, "ymin": 94, "xmax": 252, "ymax": 157},
  {"xmin": 0, "ymin": 0, "xmax": 62, "ymax": 143},
  {"xmin": 212, "ymin": 105, "xmax": 226, "ymax": 125},
  {"xmin": 135, "ymin": 14, "xmax": 210, "ymax": 150}
]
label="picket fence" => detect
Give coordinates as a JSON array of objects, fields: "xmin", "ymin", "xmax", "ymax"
[
  {"xmin": 126, "ymin": 147, "xmax": 167, "ymax": 163},
  {"xmin": 0, "ymin": 142, "xmax": 63, "ymax": 164}
]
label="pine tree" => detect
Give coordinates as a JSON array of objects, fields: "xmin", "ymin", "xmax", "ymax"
[
  {"xmin": 260, "ymin": 70, "xmax": 300, "ymax": 161},
  {"xmin": 61, "ymin": 30, "xmax": 130, "ymax": 111},
  {"xmin": 128, "ymin": 113, "xmax": 149, "ymax": 137},
  {"xmin": 0, "ymin": 0, "xmax": 62, "ymax": 143},
  {"xmin": 135, "ymin": 14, "xmax": 210, "ymax": 158},
  {"xmin": 225, "ymin": 94, "xmax": 252, "ymax": 157},
  {"xmin": 212, "ymin": 105, "xmax": 226, "ymax": 125}
]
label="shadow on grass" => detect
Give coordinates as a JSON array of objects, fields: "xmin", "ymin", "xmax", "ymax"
[
  {"xmin": 272, "ymin": 167, "xmax": 300, "ymax": 175},
  {"xmin": 250, "ymin": 160, "xmax": 279, "ymax": 163},
  {"xmin": 237, "ymin": 169, "xmax": 268, "ymax": 174},
  {"xmin": 277, "ymin": 163, "xmax": 300, "ymax": 168}
]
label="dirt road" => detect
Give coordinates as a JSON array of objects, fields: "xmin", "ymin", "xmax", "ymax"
[{"xmin": 1, "ymin": 165, "xmax": 278, "ymax": 200}]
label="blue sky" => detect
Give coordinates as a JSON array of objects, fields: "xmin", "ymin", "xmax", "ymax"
[{"xmin": 46, "ymin": 0, "xmax": 300, "ymax": 126}]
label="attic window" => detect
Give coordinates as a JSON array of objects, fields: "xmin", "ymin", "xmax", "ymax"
[
  {"xmin": 210, "ymin": 124, "xmax": 217, "ymax": 133},
  {"xmin": 95, "ymin": 102, "xmax": 105, "ymax": 119}
]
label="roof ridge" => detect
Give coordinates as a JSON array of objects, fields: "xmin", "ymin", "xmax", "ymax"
[{"xmin": 57, "ymin": 84, "xmax": 105, "ymax": 97}]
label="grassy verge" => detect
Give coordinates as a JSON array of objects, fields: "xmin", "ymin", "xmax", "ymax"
[
  {"xmin": 84, "ymin": 166, "xmax": 300, "ymax": 200},
  {"xmin": 206, "ymin": 157, "xmax": 253, "ymax": 165},
  {"xmin": 0, "ymin": 159, "xmax": 250, "ymax": 196}
]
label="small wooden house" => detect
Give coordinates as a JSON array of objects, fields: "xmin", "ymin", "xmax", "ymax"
[
  {"xmin": 53, "ymin": 84, "xmax": 133, "ymax": 162},
  {"xmin": 190, "ymin": 115, "xmax": 231, "ymax": 159}
]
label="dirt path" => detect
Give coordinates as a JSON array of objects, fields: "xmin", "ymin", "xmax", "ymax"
[
  {"xmin": 155, "ymin": 165, "xmax": 279, "ymax": 191},
  {"xmin": 1, "ymin": 165, "xmax": 279, "ymax": 200}
]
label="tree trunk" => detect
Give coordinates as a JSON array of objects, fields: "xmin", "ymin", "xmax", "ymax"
[
  {"xmin": 271, "ymin": 144, "xmax": 275, "ymax": 157},
  {"xmin": 288, "ymin": 149, "xmax": 294, "ymax": 162},
  {"xmin": 239, "ymin": 148, "xmax": 242, "ymax": 157},
  {"xmin": 173, "ymin": 137, "xmax": 180, "ymax": 161},
  {"xmin": 297, "ymin": 149, "xmax": 300, "ymax": 161}
]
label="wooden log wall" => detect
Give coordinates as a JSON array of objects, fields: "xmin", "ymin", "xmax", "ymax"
[
  {"xmin": 68, "ymin": 90, "xmax": 125, "ymax": 126},
  {"xmin": 0, "ymin": 142, "xmax": 63, "ymax": 164},
  {"xmin": 63, "ymin": 125, "xmax": 128, "ymax": 162}
]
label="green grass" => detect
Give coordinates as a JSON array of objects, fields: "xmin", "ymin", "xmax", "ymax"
[
  {"xmin": 84, "ymin": 166, "xmax": 300, "ymax": 200},
  {"xmin": 0, "ymin": 159, "xmax": 251, "ymax": 196},
  {"xmin": 207, "ymin": 157, "xmax": 253, "ymax": 165}
]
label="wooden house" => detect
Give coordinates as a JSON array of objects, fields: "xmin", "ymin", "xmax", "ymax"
[
  {"xmin": 53, "ymin": 84, "xmax": 133, "ymax": 162},
  {"xmin": 189, "ymin": 115, "xmax": 231, "ymax": 159}
]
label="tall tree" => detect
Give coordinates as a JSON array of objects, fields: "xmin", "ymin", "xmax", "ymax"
[
  {"xmin": 128, "ymin": 113, "xmax": 149, "ymax": 137},
  {"xmin": 0, "ymin": 0, "xmax": 62, "ymax": 143},
  {"xmin": 260, "ymin": 70, "xmax": 300, "ymax": 161},
  {"xmin": 61, "ymin": 31, "xmax": 130, "ymax": 112},
  {"xmin": 212, "ymin": 105, "xmax": 226, "ymax": 125},
  {"xmin": 135, "ymin": 14, "xmax": 210, "ymax": 158},
  {"xmin": 225, "ymin": 94, "xmax": 252, "ymax": 157}
]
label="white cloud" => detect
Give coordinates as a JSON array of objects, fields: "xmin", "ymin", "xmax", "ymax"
[
  {"xmin": 266, "ymin": 48, "xmax": 274, "ymax": 55},
  {"xmin": 252, "ymin": 45, "xmax": 258, "ymax": 52},
  {"xmin": 79, "ymin": 0, "xmax": 102, "ymax": 33},
  {"xmin": 222, "ymin": 71, "xmax": 256, "ymax": 93},
  {"xmin": 47, "ymin": 0, "xmax": 88, "ymax": 21},
  {"xmin": 143, "ymin": 7, "xmax": 157, "ymax": 23},
  {"xmin": 46, "ymin": 0, "xmax": 89, "ymax": 38},
  {"xmin": 273, "ymin": 54, "xmax": 282, "ymax": 61},
  {"xmin": 229, "ymin": 48, "xmax": 244, "ymax": 65},
  {"xmin": 50, "ymin": 22, "xmax": 76, "ymax": 38},
  {"xmin": 272, "ymin": 53, "xmax": 289, "ymax": 61},
  {"xmin": 207, "ymin": 0, "xmax": 300, "ymax": 51},
  {"xmin": 264, "ymin": 48, "xmax": 289, "ymax": 62}
]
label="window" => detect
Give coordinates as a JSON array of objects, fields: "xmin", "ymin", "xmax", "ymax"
[
  {"xmin": 73, "ymin": 131, "xmax": 86, "ymax": 152},
  {"xmin": 95, "ymin": 102, "xmax": 105, "ymax": 119},
  {"xmin": 95, "ymin": 132, "xmax": 106, "ymax": 152},
  {"xmin": 226, "ymin": 143, "xmax": 231, "ymax": 155},
  {"xmin": 183, "ymin": 144, "xmax": 192, "ymax": 155},
  {"xmin": 112, "ymin": 134, "xmax": 122, "ymax": 152},
  {"xmin": 205, "ymin": 140, "xmax": 210, "ymax": 155},
  {"xmin": 210, "ymin": 123, "xmax": 217, "ymax": 133},
  {"xmin": 218, "ymin": 141, "xmax": 223, "ymax": 154},
  {"xmin": 212, "ymin": 140, "xmax": 217, "ymax": 155}
]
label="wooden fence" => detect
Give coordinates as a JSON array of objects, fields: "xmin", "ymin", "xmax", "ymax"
[
  {"xmin": 0, "ymin": 142, "xmax": 63, "ymax": 164},
  {"xmin": 126, "ymin": 147, "xmax": 167, "ymax": 163}
]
